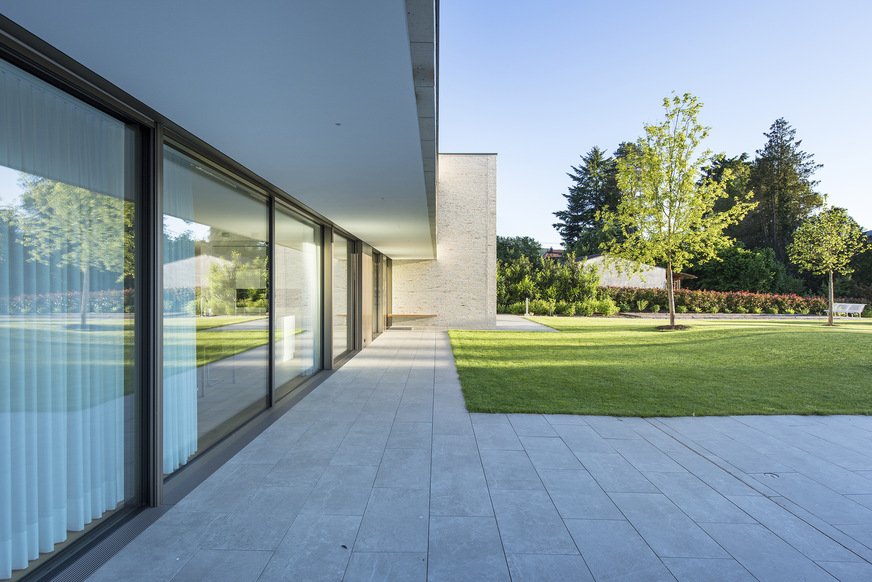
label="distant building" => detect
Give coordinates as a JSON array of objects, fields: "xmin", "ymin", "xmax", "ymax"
[
  {"xmin": 579, "ymin": 254, "xmax": 695, "ymax": 289},
  {"xmin": 542, "ymin": 247, "xmax": 565, "ymax": 260}
]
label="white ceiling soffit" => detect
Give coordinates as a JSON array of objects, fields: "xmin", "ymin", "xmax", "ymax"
[{"xmin": 1, "ymin": 0, "xmax": 437, "ymax": 259}]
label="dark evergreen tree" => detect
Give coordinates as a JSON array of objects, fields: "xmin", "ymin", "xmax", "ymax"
[
  {"xmin": 552, "ymin": 146, "xmax": 620, "ymax": 253},
  {"xmin": 740, "ymin": 119, "xmax": 824, "ymax": 261}
]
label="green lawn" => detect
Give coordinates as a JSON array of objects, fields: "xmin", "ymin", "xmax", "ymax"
[{"xmin": 448, "ymin": 317, "xmax": 872, "ymax": 417}]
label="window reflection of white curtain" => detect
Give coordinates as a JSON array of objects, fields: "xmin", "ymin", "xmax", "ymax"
[
  {"xmin": 0, "ymin": 61, "xmax": 126, "ymax": 579},
  {"xmin": 162, "ymin": 151, "xmax": 198, "ymax": 474},
  {"xmin": 303, "ymin": 239, "xmax": 320, "ymax": 374}
]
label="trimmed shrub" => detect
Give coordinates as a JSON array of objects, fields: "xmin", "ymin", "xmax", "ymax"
[
  {"xmin": 596, "ymin": 298, "xmax": 620, "ymax": 316},
  {"xmin": 555, "ymin": 301, "xmax": 576, "ymax": 316}
]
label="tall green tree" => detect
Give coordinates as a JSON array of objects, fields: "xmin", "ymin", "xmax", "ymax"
[
  {"xmin": 13, "ymin": 176, "xmax": 126, "ymax": 326},
  {"xmin": 497, "ymin": 235, "xmax": 541, "ymax": 263},
  {"xmin": 553, "ymin": 146, "xmax": 620, "ymax": 253},
  {"xmin": 742, "ymin": 119, "xmax": 824, "ymax": 261},
  {"xmin": 788, "ymin": 207, "xmax": 868, "ymax": 326},
  {"xmin": 602, "ymin": 93, "xmax": 755, "ymax": 328}
]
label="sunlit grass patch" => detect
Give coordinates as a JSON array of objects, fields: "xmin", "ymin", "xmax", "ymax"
[{"xmin": 448, "ymin": 317, "xmax": 872, "ymax": 417}]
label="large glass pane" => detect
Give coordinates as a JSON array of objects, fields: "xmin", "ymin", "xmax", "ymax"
[
  {"xmin": 162, "ymin": 146, "xmax": 268, "ymax": 475},
  {"xmin": 0, "ymin": 60, "xmax": 139, "ymax": 580},
  {"xmin": 274, "ymin": 207, "xmax": 321, "ymax": 399},
  {"xmin": 332, "ymin": 235, "xmax": 350, "ymax": 359}
]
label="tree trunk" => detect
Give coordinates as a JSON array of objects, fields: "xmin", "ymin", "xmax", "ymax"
[
  {"xmin": 828, "ymin": 269, "xmax": 834, "ymax": 326},
  {"xmin": 667, "ymin": 265, "xmax": 675, "ymax": 327},
  {"xmin": 80, "ymin": 267, "xmax": 90, "ymax": 328}
]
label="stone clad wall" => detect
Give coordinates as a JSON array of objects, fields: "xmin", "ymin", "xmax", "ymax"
[{"xmin": 391, "ymin": 154, "xmax": 497, "ymax": 327}]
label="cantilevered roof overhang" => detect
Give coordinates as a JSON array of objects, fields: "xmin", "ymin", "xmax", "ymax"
[{"xmin": 0, "ymin": 0, "xmax": 438, "ymax": 259}]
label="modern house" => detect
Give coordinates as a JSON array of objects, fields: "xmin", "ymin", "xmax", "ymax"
[{"xmin": 0, "ymin": 2, "xmax": 495, "ymax": 579}]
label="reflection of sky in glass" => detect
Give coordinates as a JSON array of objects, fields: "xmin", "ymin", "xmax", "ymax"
[
  {"xmin": 0, "ymin": 165, "xmax": 23, "ymax": 205},
  {"xmin": 163, "ymin": 215, "xmax": 211, "ymax": 241}
]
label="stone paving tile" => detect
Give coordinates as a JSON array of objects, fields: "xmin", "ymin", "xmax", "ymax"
[
  {"xmin": 87, "ymin": 512, "xmax": 228, "ymax": 582},
  {"xmin": 610, "ymin": 437, "xmax": 687, "ymax": 473},
  {"xmin": 299, "ymin": 464, "xmax": 378, "ymax": 516},
  {"xmin": 507, "ymin": 413, "xmax": 557, "ymax": 437},
  {"xmin": 609, "ymin": 492, "xmax": 729, "ymax": 559},
  {"xmin": 575, "ymin": 452, "xmax": 660, "ymax": 493},
  {"xmin": 428, "ymin": 516, "xmax": 509, "ymax": 581},
  {"xmin": 345, "ymin": 553, "xmax": 427, "ymax": 582},
  {"xmin": 748, "ymin": 472, "xmax": 872, "ymax": 525},
  {"xmin": 430, "ymin": 435, "xmax": 492, "ymax": 517},
  {"xmin": 519, "ymin": 435, "xmax": 584, "ymax": 470},
  {"xmin": 471, "ymin": 416, "xmax": 524, "ymax": 450},
  {"xmin": 257, "ymin": 514, "xmax": 359, "ymax": 581},
  {"xmin": 375, "ymin": 447, "xmax": 431, "ymax": 489},
  {"xmin": 355, "ymin": 487, "xmax": 429, "ymax": 552},
  {"xmin": 546, "ymin": 413, "xmax": 589, "ymax": 426},
  {"xmin": 660, "ymin": 557, "xmax": 755, "ymax": 582},
  {"xmin": 537, "ymin": 468, "xmax": 623, "ymax": 520},
  {"xmin": 551, "ymin": 423, "xmax": 615, "ymax": 454},
  {"xmin": 386, "ymin": 421, "xmax": 432, "ymax": 449},
  {"xmin": 432, "ymin": 411, "xmax": 473, "ymax": 435},
  {"xmin": 816, "ymin": 560, "xmax": 872, "ymax": 581},
  {"xmin": 661, "ymin": 446, "xmax": 763, "ymax": 497},
  {"xmin": 727, "ymin": 494, "xmax": 865, "ymax": 563},
  {"xmin": 202, "ymin": 485, "xmax": 309, "ymax": 550},
  {"xmin": 584, "ymin": 415, "xmax": 643, "ymax": 439},
  {"xmin": 87, "ymin": 329, "xmax": 872, "ymax": 582},
  {"xmin": 565, "ymin": 519, "xmax": 676, "ymax": 581},
  {"xmin": 171, "ymin": 549, "xmax": 272, "ymax": 582},
  {"xmin": 172, "ymin": 463, "xmax": 273, "ymax": 514},
  {"xmin": 699, "ymin": 522, "xmax": 838, "ymax": 581},
  {"xmin": 505, "ymin": 554, "xmax": 593, "ymax": 581},
  {"xmin": 479, "ymin": 448, "xmax": 543, "ymax": 490},
  {"xmin": 643, "ymin": 471, "xmax": 755, "ymax": 524},
  {"xmin": 490, "ymin": 489, "xmax": 578, "ymax": 555}
]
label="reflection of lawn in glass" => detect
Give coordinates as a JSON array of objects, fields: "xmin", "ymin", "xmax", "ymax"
[
  {"xmin": 2, "ymin": 316, "xmax": 305, "ymax": 403},
  {"xmin": 1, "ymin": 316, "xmax": 134, "ymax": 405},
  {"xmin": 196, "ymin": 328, "xmax": 304, "ymax": 367},
  {"xmin": 195, "ymin": 315, "xmax": 267, "ymax": 331}
]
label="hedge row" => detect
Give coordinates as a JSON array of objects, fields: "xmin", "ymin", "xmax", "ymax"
[
  {"xmin": 0, "ymin": 289, "xmax": 136, "ymax": 314},
  {"xmin": 500, "ymin": 297, "xmax": 620, "ymax": 317},
  {"xmin": 601, "ymin": 286, "xmax": 870, "ymax": 316}
]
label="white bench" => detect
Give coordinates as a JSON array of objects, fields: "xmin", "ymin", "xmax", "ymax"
[{"xmin": 825, "ymin": 303, "xmax": 866, "ymax": 317}]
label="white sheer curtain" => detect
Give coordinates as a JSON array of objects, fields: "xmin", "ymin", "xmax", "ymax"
[
  {"xmin": 0, "ymin": 61, "xmax": 129, "ymax": 579},
  {"xmin": 161, "ymin": 150, "xmax": 198, "ymax": 474}
]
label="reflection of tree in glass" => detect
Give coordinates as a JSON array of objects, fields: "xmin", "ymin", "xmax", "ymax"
[
  {"xmin": 12, "ymin": 175, "xmax": 125, "ymax": 326},
  {"xmin": 206, "ymin": 251, "xmax": 267, "ymax": 315}
]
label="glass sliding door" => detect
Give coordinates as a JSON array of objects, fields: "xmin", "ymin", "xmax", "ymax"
[
  {"xmin": 162, "ymin": 146, "xmax": 269, "ymax": 475},
  {"xmin": 332, "ymin": 234, "xmax": 351, "ymax": 360},
  {"xmin": 274, "ymin": 205, "xmax": 321, "ymax": 400},
  {"xmin": 0, "ymin": 59, "xmax": 140, "ymax": 580}
]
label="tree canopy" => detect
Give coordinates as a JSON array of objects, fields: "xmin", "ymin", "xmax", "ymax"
[
  {"xmin": 552, "ymin": 146, "xmax": 620, "ymax": 253},
  {"xmin": 602, "ymin": 93, "xmax": 755, "ymax": 327},
  {"xmin": 12, "ymin": 175, "xmax": 127, "ymax": 324},
  {"xmin": 788, "ymin": 206, "xmax": 868, "ymax": 325},
  {"xmin": 497, "ymin": 235, "xmax": 542, "ymax": 263},
  {"xmin": 738, "ymin": 119, "xmax": 824, "ymax": 261}
]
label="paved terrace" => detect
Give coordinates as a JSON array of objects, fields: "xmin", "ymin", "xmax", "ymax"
[{"xmin": 90, "ymin": 322, "xmax": 872, "ymax": 581}]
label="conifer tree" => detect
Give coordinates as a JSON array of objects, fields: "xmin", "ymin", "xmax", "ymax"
[
  {"xmin": 552, "ymin": 146, "xmax": 619, "ymax": 253},
  {"xmin": 743, "ymin": 118, "xmax": 824, "ymax": 261}
]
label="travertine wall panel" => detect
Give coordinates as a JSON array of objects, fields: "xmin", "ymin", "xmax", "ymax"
[{"xmin": 392, "ymin": 154, "xmax": 496, "ymax": 327}]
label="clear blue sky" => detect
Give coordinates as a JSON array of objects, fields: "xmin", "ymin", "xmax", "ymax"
[{"xmin": 439, "ymin": 0, "xmax": 872, "ymax": 249}]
